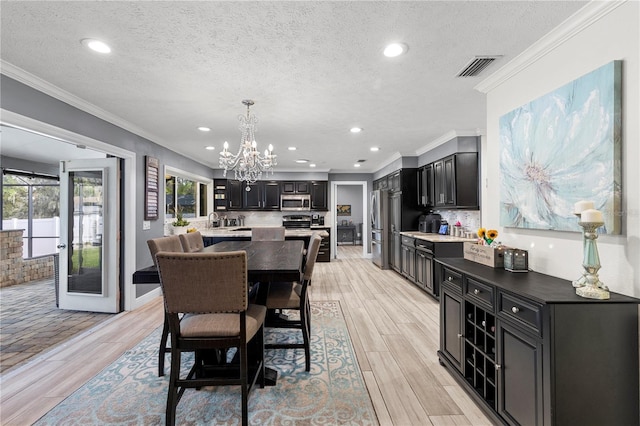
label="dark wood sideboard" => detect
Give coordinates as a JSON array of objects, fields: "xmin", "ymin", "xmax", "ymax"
[{"xmin": 436, "ymin": 258, "xmax": 640, "ymax": 426}]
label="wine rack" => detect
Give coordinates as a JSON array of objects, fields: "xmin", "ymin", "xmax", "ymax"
[{"xmin": 463, "ymin": 301, "xmax": 496, "ymax": 409}]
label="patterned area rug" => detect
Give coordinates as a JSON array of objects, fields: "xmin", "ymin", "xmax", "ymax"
[{"xmin": 35, "ymin": 301, "xmax": 378, "ymax": 425}]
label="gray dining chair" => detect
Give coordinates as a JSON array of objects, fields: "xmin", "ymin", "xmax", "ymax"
[
  {"xmin": 264, "ymin": 233, "xmax": 322, "ymax": 371},
  {"xmin": 156, "ymin": 250, "xmax": 266, "ymax": 426},
  {"xmin": 251, "ymin": 227, "xmax": 285, "ymax": 241},
  {"xmin": 147, "ymin": 235, "xmax": 184, "ymax": 376},
  {"xmin": 179, "ymin": 231, "xmax": 204, "ymax": 252}
]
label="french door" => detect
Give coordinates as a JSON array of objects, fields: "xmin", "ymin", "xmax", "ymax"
[{"xmin": 58, "ymin": 158, "xmax": 120, "ymax": 313}]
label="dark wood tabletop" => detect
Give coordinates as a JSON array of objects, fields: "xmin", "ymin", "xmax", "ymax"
[{"xmin": 133, "ymin": 240, "xmax": 304, "ymax": 284}]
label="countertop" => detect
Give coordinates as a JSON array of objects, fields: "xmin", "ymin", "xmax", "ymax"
[
  {"xmin": 400, "ymin": 231, "xmax": 476, "ymax": 243},
  {"xmin": 183, "ymin": 226, "xmax": 329, "ymax": 238}
]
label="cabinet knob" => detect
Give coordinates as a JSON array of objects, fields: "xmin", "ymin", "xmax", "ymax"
[
  {"xmin": 448, "ymin": 276, "xmax": 453, "ymax": 281},
  {"xmin": 511, "ymin": 306, "xmax": 520, "ymax": 314},
  {"xmin": 473, "ymin": 289, "xmax": 480, "ymax": 295},
  {"xmin": 457, "ymin": 333, "xmax": 463, "ymax": 339},
  {"xmin": 495, "ymin": 364, "xmax": 502, "ymax": 371}
]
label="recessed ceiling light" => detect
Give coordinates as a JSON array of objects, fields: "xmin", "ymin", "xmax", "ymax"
[
  {"xmin": 198, "ymin": 127, "xmax": 211, "ymax": 132},
  {"xmin": 350, "ymin": 127, "xmax": 362, "ymax": 133},
  {"xmin": 80, "ymin": 38, "xmax": 111, "ymax": 54},
  {"xmin": 288, "ymin": 146, "xmax": 297, "ymax": 151},
  {"xmin": 296, "ymin": 159, "xmax": 309, "ymax": 164},
  {"xmin": 370, "ymin": 147, "xmax": 380, "ymax": 152},
  {"xmin": 354, "ymin": 164, "xmax": 361, "ymax": 168},
  {"xmin": 205, "ymin": 146, "xmax": 215, "ymax": 150},
  {"xmin": 309, "ymin": 164, "xmax": 316, "ymax": 168},
  {"xmin": 384, "ymin": 42, "xmax": 408, "ymax": 58}
]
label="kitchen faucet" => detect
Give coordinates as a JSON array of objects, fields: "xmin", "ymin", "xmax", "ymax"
[{"xmin": 208, "ymin": 212, "xmax": 219, "ymax": 228}]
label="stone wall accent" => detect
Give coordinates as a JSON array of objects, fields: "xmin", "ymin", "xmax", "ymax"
[{"xmin": 0, "ymin": 230, "xmax": 55, "ymax": 288}]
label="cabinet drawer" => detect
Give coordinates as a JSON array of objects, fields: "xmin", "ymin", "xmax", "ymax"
[
  {"xmin": 465, "ymin": 278, "xmax": 494, "ymax": 309},
  {"xmin": 401, "ymin": 236, "xmax": 415, "ymax": 246},
  {"xmin": 442, "ymin": 267, "xmax": 463, "ymax": 291},
  {"xmin": 499, "ymin": 292, "xmax": 542, "ymax": 335}
]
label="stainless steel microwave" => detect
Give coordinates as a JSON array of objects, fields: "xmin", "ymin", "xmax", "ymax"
[{"xmin": 280, "ymin": 194, "xmax": 311, "ymax": 211}]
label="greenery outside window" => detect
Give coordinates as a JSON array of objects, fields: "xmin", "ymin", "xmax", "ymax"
[
  {"xmin": 164, "ymin": 167, "xmax": 211, "ymax": 221},
  {"xmin": 2, "ymin": 170, "xmax": 60, "ymax": 258}
]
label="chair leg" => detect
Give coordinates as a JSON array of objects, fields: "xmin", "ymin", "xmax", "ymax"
[
  {"xmin": 166, "ymin": 348, "xmax": 181, "ymax": 426},
  {"xmin": 301, "ymin": 302, "xmax": 311, "ymax": 372},
  {"xmin": 240, "ymin": 342, "xmax": 249, "ymax": 426},
  {"xmin": 159, "ymin": 314, "xmax": 169, "ymax": 377}
]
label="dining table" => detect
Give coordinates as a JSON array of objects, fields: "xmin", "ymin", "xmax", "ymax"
[
  {"xmin": 133, "ymin": 239, "xmax": 306, "ymax": 385},
  {"xmin": 133, "ymin": 240, "xmax": 305, "ymax": 286}
]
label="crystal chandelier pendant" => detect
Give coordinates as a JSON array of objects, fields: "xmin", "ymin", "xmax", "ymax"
[{"xmin": 219, "ymin": 100, "xmax": 277, "ymax": 187}]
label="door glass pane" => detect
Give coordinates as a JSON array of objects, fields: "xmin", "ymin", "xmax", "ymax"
[{"xmin": 68, "ymin": 170, "xmax": 103, "ymax": 295}]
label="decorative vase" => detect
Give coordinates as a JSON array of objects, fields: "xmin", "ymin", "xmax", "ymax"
[{"xmin": 172, "ymin": 226, "xmax": 189, "ymax": 235}]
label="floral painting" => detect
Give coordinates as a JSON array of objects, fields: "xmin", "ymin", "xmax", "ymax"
[{"xmin": 499, "ymin": 60, "xmax": 621, "ymax": 234}]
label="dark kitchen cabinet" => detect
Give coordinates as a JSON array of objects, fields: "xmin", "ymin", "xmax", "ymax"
[
  {"xmin": 310, "ymin": 181, "xmax": 328, "ymax": 211},
  {"xmin": 401, "ymin": 236, "xmax": 415, "ymax": 281},
  {"xmin": 417, "ymin": 164, "xmax": 435, "ymax": 207},
  {"xmin": 440, "ymin": 275, "xmax": 464, "ymax": 372},
  {"xmin": 315, "ymin": 227, "xmax": 331, "ymax": 262},
  {"xmin": 227, "ymin": 180, "xmax": 244, "ymax": 210},
  {"xmin": 436, "ymin": 258, "xmax": 640, "ymax": 426},
  {"xmin": 281, "ymin": 181, "xmax": 310, "ymax": 194},
  {"xmin": 389, "ymin": 192, "xmax": 402, "ymax": 272},
  {"xmin": 243, "ymin": 181, "xmax": 280, "ymax": 210},
  {"xmin": 415, "ymin": 247, "xmax": 433, "ymax": 294},
  {"xmin": 433, "ymin": 153, "xmax": 478, "ymax": 209}
]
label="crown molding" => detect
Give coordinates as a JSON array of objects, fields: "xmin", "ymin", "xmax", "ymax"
[
  {"xmin": 1, "ymin": 60, "xmax": 166, "ymax": 146},
  {"xmin": 415, "ymin": 129, "xmax": 485, "ymax": 156},
  {"xmin": 475, "ymin": 0, "xmax": 627, "ymax": 94}
]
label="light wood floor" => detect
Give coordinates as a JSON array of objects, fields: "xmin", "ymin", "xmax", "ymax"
[{"xmin": 0, "ymin": 246, "xmax": 494, "ymax": 425}]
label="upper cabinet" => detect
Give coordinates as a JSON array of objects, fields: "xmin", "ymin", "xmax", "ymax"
[
  {"xmin": 419, "ymin": 152, "xmax": 478, "ymax": 209},
  {"xmin": 225, "ymin": 179, "xmax": 326, "ymax": 211},
  {"xmin": 310, "ymin": 181, "xmax": 328, "ymax": 211},
  {"xmin": 281, "ymin": 181, "xmax": 310, "ymax": 194}
]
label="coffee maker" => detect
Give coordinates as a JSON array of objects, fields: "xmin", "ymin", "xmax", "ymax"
[
  {"xmin": 418, "ymin": 212, "xmax": 442, "ymax": 233},
  {"xmin": 311, "ymin": 214, "xmax": 324, "ymax": 226}
]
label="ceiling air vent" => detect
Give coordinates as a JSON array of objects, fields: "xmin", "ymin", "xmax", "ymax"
[
  {"xmin": 456, "ymin": 56, "xmax": 501, "ymax": 77},
  {"xmin": 357, "ymin": 159, "xmax": 366, "ymax": 163}
]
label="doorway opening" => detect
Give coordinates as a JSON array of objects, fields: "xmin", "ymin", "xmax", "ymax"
[{"xmin": 330, "ymin": 180, "xmax": 369, "ymax": 259}]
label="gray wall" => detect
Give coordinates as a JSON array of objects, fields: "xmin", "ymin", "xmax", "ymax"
[
  {"xmin": 1, "ymin": 75, "xmax": 218, "ymax": 297},
  {"xmin": 417, "ymin": 136, "xmax": 479, "ymax": 166}
]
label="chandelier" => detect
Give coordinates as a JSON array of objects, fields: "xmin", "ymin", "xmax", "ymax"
[{"xmin": 219, "ymin": 99, "xmax": 277, "ymax": 187}]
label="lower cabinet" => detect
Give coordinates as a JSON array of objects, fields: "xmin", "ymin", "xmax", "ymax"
[
  {"xmin": 400, "ymin": 236, "xmax": 415, "ymax": 282},
  {"xmin": 315, "ymin": 227, "xmax": 331, "ymax": 262},
  {"xmin": 436, "ymin": 258, "xmax": 640, "ymax": 426}
]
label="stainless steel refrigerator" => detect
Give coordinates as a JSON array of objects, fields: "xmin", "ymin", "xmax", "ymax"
[{"xmin": 370, "ymin": 189, "xmax": 389, "ymax": 269}]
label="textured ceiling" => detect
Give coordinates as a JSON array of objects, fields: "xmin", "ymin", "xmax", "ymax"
[{"xmin": 0, "ymin": 1, "xmax": 587, "ymax": 173}]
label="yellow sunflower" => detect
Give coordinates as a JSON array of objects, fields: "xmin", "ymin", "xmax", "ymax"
[
  {"xmin": 477, "ymin": 227, "xmax": 486, "ymax": 238},
  {"xmin": 487, "ymin": 229, "xmax": 498, "ymax": 240}
]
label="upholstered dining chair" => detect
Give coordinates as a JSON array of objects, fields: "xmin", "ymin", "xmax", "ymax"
[
  {"xmin": 179, "ymin": 231, "xmax": 204, "ymax": 252},
  {"xmin": 156, "ymin": 251, "xmax": 266, "ymax": 426},
  {"xmin": 264, "ymin": 232, "xmax": 322, "ymax": 371},
  {"xmin": 147, "ymin": 235, "xmax": 184, "ymax": 376},
  {"xmin": 251, "ymin": 226, "xmax": 285, "ymax": 241}
]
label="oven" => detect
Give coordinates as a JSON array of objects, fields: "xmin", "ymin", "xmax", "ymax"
[{"xmin": 282, "ymin": 214, "xmax": 311, "ymax": 229}]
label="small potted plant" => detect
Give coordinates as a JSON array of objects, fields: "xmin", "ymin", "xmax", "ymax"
[{"xmin": 171, "ymin": 206, "xmax": 190, "ymax": 234}]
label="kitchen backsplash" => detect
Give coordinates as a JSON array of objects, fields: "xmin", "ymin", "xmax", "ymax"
[
  {"xmin": 436, "ymin": 210, "xmax": 481, "ymax": 236},
  {"xmin": 166, "ymin": 211, "xmax": 329, "ymax": 233}
]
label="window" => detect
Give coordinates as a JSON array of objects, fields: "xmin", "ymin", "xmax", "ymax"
[
  {"xmin": 164, "ymin": 167, "xmax": 211, "ymax": 220},
  {"xmin": 2, "ymin": 170, "xmax": 60, "ymax": 258}
]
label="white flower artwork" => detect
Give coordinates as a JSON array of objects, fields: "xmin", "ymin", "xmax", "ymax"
[{"xmin": 499, "ymin": 61, "xmax": 622, "ymax": 234}]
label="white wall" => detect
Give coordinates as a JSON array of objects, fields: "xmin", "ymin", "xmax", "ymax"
[{"xmin": 480, "ymin": 2, "xmax": 639, "ymax": 297}]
